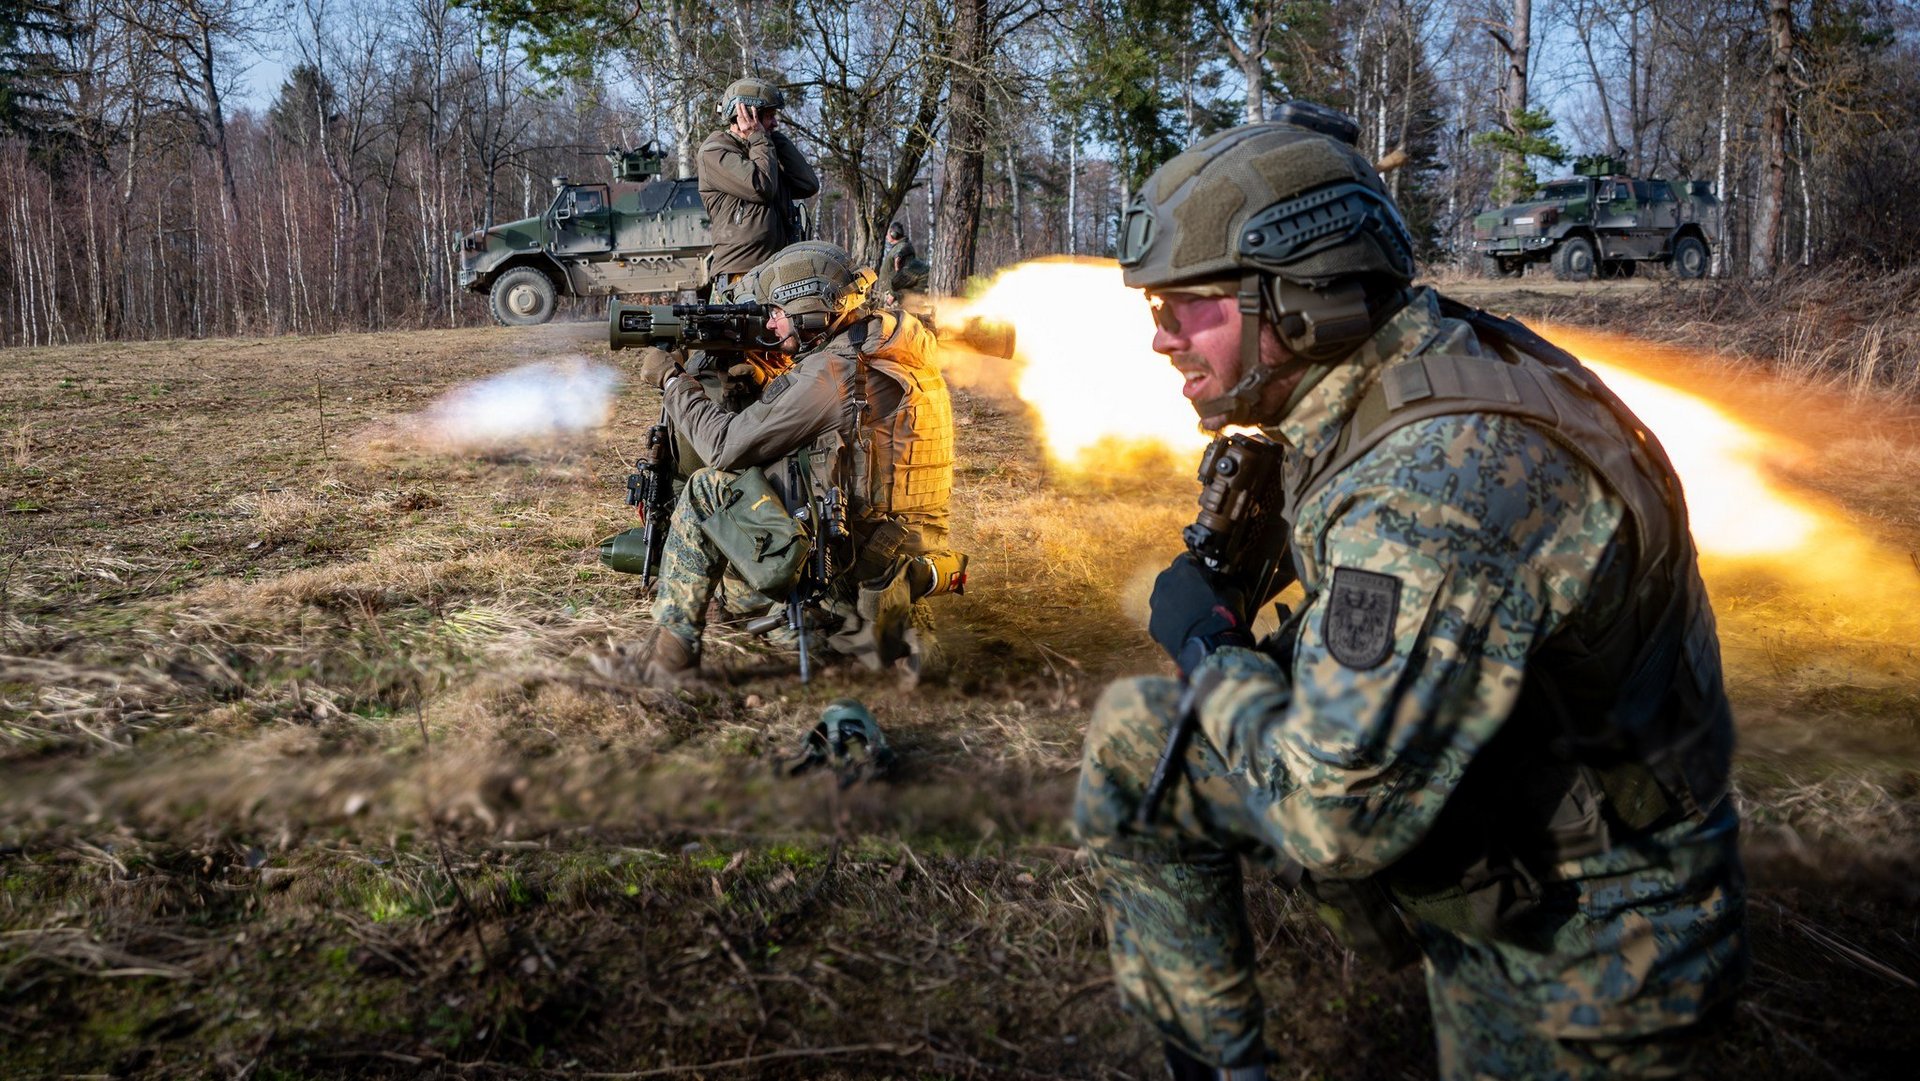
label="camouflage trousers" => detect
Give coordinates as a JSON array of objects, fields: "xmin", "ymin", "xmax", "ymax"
[
  {"xmin": 650, "ymin": 467, "xmax": 936, "ymax": 673},
  {"xmin": 649, "ymin": 468, "xmax": 780, "ymax": 658},
  {"xmin": 1072, "ymin": 675, "xmax": 1748, "ymax": 1079}
]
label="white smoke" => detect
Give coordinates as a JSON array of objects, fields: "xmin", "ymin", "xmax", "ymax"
[{"xmin": 419, "ymin": 358, "xmax": 621, "ymax": 448}]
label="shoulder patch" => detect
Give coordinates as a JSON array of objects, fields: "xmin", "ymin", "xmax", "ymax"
[
  {"xmin": 1322, "ymin": 567, "xmax": 1401, "ymax": 669},
  {"xmin": 761, "ymin": 372, "xmax": 794, "ymax": 404}
]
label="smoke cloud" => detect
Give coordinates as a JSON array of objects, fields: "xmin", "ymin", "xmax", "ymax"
[{"xmin": 417, "ymin": 358, "xmax": 621, "ymax": 449}]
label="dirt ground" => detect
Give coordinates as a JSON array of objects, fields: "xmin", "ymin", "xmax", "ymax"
[{"xmin": 3, "ymin": 287, "xmax": 1918, "ymax": 1079}]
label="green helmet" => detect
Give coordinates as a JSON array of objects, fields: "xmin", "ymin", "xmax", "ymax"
[
  {"xmin": 753, "ymin": 241, "xmax": 876, "ymax": 333},
  {"xmin": 1117, "ymin": 102, "xmax": 1416, "ymax": 426},
  {"xmin": 1118, "ymin": 102, "xmax": 1413, "ymax": 291},
  {"xmin": 719, "ymin": 77, "xmax": 787, "ymax": 116}
]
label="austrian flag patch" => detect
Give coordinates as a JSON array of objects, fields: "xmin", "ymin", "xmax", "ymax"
[{"xmin": 1323, "ymin": 567, "xmax": 1401, "ymax": 669}]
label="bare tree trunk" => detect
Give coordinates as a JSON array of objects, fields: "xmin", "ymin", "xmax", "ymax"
[
  {"xmin": 1574, "ymin": 5, "xmax": 1619, "ymax": 155},
  {"xmin": 1506, "ymin": 0, "xmax": 1532, "ymax": 124},
  {"xmin": 1066, "ymin": 121, "xmax": 1077, "ymax": 256},
  {"xmin": 1213, "ymin": 1, "xmax": 1274, "ymax": 124},
  {"xmin": 932, "ymin": 0, "xmax": 987, "ymax": 294},
  {"xmin": 1006, "ymin": 142, "xmax": 1023, "ymax": 260},
  {"xmin": 1751, "ymin": 0, "xmax": 1791, "ymax": 278},
  {"xmin": 1713, "ymin": 22, "xmax": 1731, "ymax": 277}
]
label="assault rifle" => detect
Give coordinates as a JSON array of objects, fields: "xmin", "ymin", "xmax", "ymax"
[
  {"xmin": 742, "ymin": 454, "xmax": 847, "ymax": 684},
  {"xmin": 1136, "ymin": 433, "xmax": 1295, "ymax": 827},
  {"xmin": 596, "ymin": 402, "xmax": 677, "ymax": 582}
]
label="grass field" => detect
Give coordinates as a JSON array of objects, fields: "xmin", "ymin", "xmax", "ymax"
[{"xmin": 3, "ymin": 284, "xmax": 1918, "ymax": 1079}]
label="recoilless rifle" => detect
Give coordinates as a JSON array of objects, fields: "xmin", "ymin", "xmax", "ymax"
[{"xmin": 598, "ymin": 299, "xmax": 779, "ymax": 582}]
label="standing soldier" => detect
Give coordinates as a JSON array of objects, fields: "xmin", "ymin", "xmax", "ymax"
[
  {"xmin": 639, "ymin": 241, "xmax": 961, "ymax": 685},
  {"xmin": 1074, "ymin": 103, "xmax": 1748, "ymax": 1080},
  {"xmin": 698, "ymin": 78, "xmax": 821, "ymax": 298},
  {"xmin": 876, "ymin": 221, "xmax": 923, "ymax": 306}
]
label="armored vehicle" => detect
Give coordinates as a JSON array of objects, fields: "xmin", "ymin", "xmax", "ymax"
[
  {"xmin": 1471, "ymin": 157, "xmax": 1720, "ymax": 281},
  {"xmin": 459, "ymin": 144, "xmax": 712, "ymax": 326}
]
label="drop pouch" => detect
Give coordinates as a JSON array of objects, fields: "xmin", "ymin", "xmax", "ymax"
[{"xmin": 695, "ymin": 466, "xmax": 810, "ymax": 596}]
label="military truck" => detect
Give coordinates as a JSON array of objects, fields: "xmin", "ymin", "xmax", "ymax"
[
  {"xmin": 459, "ymin": 144, "xmax": 712, "ymax": 326},
  {"xmin": 1471, "ymin": 157, "xmax": 1720, "ymax": 281}
]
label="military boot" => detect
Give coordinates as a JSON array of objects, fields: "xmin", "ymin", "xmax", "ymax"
[
  {"xmin": 640, "ymin": 628, "xmax": 701, "ymax": 687},
  {"xmin": 1164, "ymin": 1044, "xmax": 1266, "ymax": 1081}
]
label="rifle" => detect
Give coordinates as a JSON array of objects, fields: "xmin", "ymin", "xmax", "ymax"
[
  {"xmin": 746, "ymin": 452, "xmax": 846, "ymax": 683},
  {"xmin": 1135, "ymin": 433, "xmax": 1294, "ymax": 828}
]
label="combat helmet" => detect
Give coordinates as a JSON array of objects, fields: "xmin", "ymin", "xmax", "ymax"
[
  {"xmin": 753, "ymin": 241, "xmax": 878, "ymax": 339},
  {"xmin": 719, "ymin": 77, "xmax": 787, "ymax": 116},
  {"xmin": 1116, "ymin": 101, "xmax": 1416, "ymax": 427}
]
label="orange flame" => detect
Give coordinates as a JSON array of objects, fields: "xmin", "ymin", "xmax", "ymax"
[
  {"xmin": 943, "ymin": 258, "xmax": 1904, "ymax": 577},
  {"xmin": 942, "ymin": 257, "xmax": 1211, "ymax": 465}
]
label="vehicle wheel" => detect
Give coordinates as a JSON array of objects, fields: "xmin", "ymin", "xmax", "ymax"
[
  {"xmin": 1672, "ymin": 236, "xmax": 1709, "ymax": 279},
  {"xmin": 1478, "ymin": 254, "xmax": 1522, "ymax": 279},
  {"xmin": 1551, "ymin": 237, "xmax": 1597, "ymax": 282},
  {"xmin": 489, "ymin": 267, "xmax": 559, "ymax": 326}
]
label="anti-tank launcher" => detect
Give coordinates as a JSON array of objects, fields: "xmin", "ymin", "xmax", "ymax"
[
  {"xmin": 607, "ymin": 298, "xmax": 1018, "ymax": 362},
  {"xmin": 607, "ymin": 299, "xmax": 775, "ymax": 354}
]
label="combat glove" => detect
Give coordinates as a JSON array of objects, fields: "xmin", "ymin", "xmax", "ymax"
[
  {"xmin": 636, "ymin": 347, "xmax": 687, "ymax": 390},
  {"xmin": 1148, "ymin": 553, "xmax": 1252, "ymax": 677}
]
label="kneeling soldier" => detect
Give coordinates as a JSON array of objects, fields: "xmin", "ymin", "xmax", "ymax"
[{"xmin": 642, "ymin": 241, "xmax": 962, "ymax": 684}]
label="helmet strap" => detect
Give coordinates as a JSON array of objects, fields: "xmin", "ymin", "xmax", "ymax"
[{"xmin": 1194, "ymin": 272, "xmax": 1281, "ymax": 428}]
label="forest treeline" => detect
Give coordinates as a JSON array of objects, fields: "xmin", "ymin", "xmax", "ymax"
[{"xmin": 2, "ymin": 0, "xmax": 1917, "ymax": 348}]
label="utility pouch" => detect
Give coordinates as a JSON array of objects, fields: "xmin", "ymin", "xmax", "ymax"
[
  {"xmin": 1303, "ymin": 874, "xmax": 1422, "ymax": 970},
  {"xmin": 696, "ymin": 467, "xmax": 809, "ymax": 595}
]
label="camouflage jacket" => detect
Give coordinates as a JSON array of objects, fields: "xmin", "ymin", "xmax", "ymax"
[
  {"xmin": 1191, "ymin": 287, "xmax": 1638, "ymax": 881},
  {"xmin": 697, "ymin": 128, "xmax": 821, "ymax": 277}
]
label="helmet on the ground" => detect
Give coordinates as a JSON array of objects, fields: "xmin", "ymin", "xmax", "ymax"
[
  {"xmin": 1115, "ymin": 102, "xmax": 1417, "ymax": 426},
  {"xmin": 753, "ymin": 241, "xmax": 877, "ymax": 334},
  {"xmin": 720, "ymin": 77, "xmax": 786, "ymax": 116}
]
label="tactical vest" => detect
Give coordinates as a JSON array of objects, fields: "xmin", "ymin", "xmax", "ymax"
[
  {"xmin": 1283, "ymin": 298, "xmax": 1734, "ymax": 934},
  {"xmin": 840, "ymin": 311, "xmax": 956, "ymax": 551}
]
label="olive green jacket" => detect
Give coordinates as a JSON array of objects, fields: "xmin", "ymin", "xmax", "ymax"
[{"xmin": 697, "ymin": 128, "xmax": 820, "ymax": 277}]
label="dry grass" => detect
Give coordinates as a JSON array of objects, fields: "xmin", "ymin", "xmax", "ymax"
[{"xmin": 1, "ymin": 308, "xmax": 1917, "ymax": 1078}]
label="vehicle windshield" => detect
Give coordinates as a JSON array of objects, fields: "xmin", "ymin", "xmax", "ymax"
[{"xmin": 1531, "ymin": 180, "xmax": 1589, "ymax": 201}]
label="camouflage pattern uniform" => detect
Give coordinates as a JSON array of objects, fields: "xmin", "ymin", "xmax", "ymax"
[{"xmin": 1074, "ymin": 289, "xmax": 1748, "ymax": 1078}]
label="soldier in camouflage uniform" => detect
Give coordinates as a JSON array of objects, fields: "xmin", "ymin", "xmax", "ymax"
[
  {"xmin": 1073, "ymin": 104, "xmax": 1747, "ymax": 1080},
  {"xmin": 639, "ymin": 241, "xmax": 958, "ymax": 684}
]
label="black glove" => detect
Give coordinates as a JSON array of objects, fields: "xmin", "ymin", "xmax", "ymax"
[{"xmin": 1148, "ymin": 553, "xmax": 1252, "ymax": 676}]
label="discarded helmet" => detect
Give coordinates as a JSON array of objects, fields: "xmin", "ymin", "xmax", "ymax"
[
  {"xmin": 719, "ymin": 77, "xmax": 787, "ymax": 116},
  {"xmin": 753, "ymin": 241, "xmax": 876, "ymax": 324},
  {"xmin": 1117, "ymin": 102, "xmax": 1415, "ymax": 292}
]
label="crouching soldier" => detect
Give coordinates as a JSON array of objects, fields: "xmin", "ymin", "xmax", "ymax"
[
  {"xmin": 1074, "ymin": 105, "xmax": 1747, "ymax": 1080},
  {"xmin": 639, "ymin": 241, "xmax": 965, "ymax": 685}
]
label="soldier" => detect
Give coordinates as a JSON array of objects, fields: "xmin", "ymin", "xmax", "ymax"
[
  {"xmin": 876, "ymin": 221, "xmax": 923, "ymax": 305},
  {"xmin": 639, "ymin": 241, "xmax": 959, "ymax": 685},
  {"xmin": 698, "ymin": 78, "xmax": 821, "ymax": 297},
  {"xmin": 1073, "ymin": 104, "xmax": 1748, "ymax": 1080}
]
